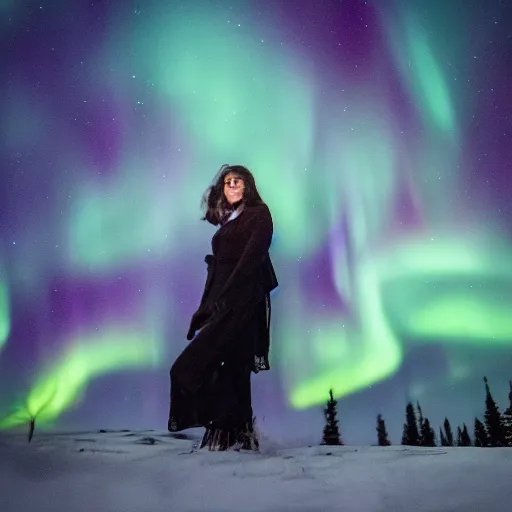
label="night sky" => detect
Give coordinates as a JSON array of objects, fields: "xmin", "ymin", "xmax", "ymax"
[{"xmin": 1, "ymin": 0, "xmax": 512, "ymax": 445}]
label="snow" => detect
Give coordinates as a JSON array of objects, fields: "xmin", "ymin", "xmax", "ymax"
[{"xmin": 1, "ymin": 429, "xmax": 511, "ymax": 512}]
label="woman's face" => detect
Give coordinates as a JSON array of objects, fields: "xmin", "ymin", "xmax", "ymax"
[{"xmin": 223, "ymin": 172, "xmax": 245, "ymax": 204}]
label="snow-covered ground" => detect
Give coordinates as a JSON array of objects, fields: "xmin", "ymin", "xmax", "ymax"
[{"xmin": 1, "ymin": 429, "xmax": 510, "ymax": 512}]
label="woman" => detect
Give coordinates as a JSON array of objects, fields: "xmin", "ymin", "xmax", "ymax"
[{"xmin": 168, "ymin": 164, "xmax": 278, "ymax": 451}]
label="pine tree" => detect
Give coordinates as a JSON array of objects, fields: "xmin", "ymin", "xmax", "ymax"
[
  {"xmin": 502, "ymin": 381, "xmax": 512, "ymax": 447},
  {"xmin": 414, "ymin": 402, "xmax": 436, "ymax": 447},
  {"xmin": 483, "ymin": 376, "xmax": 506, "ymax": 447},
  {"xmin": 474, "ymin": 418, "xmax": 488, "ymax": 447},
  {"xmin": 376, "ymin": 414, "xmax": 391, "ymax": 446},
  {"xmin": 456, "ymin": 426, "xmax": 463, "ymax": 447},
  {"xmin": 421, "ymin": 418, "xmax": 436, "ymax": 446},
  {"xmin": 321, "ymin": 389, "xmax": 343, "ymax": 446},
  {"xmin": 460, "ymin": 423, "xmax": 471, "ymax": 447},
  {"xmin": 439, "ymin": 427, "xmax": 448, "ymax": 447},
  {"xmin": 443, "ymin": 418, "xmax": 454, "ymax": 447},
  {"xmin": 402, "ymin": 402, "xmax": 420, "ymax": 446},
  {"xmin": 417, "ymin": 402, "xmax": 424, "ymax": 445},
  {"xmin": 401, "ymin": 423, "xmax": 408, "ymax": 446}
]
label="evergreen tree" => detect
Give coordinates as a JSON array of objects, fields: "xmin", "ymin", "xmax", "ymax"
[
  {"xmin": 483, "ymin": 376, "xmax": 506, "ymax": 447},
  {"xmin": 502, "ymin": 381, "xmax": 512, "ymax": 447},
  {"xmin": 460, "ymin": 423, "xmax": 472, "ymax": 447},
  {"xmin": 443, "ymin": 418, "xmax": 454, "ymax": 447},
  {"xmin": 456, "ymin": 426, "xmax": 463, "ymax": 447},
  {"xmin": 321, "ymin": 389, "xmax": 343, "ymax": 446},
  {"xmin": 401, "ymin": 423, "xmax": 408, "ymax": 446},
  {"xmin": 421, "ymin": 418, "xmax": 436, "ymax": 446},
  {"xmin": 417, "ymin": 402, "xmax": 424, "ymax": 445},
  {"xmin": 474, "ymin": 418, "xmax": 488, "ymax": 447},
  {"xmin": 439, "ymin": 427, "xmax": 448, "ymax": 447},
  {"xmin": 376, "ymin": 414, "xmax": 391, "ymax": 446},
  {"xmin": 402, "ymin": 402, "xmax": 420, "ymax": 446}
]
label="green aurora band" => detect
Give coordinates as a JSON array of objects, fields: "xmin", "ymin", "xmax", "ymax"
[{"xmin": 0, "ymin": 326, "xmax": 163, "ymax": 429}]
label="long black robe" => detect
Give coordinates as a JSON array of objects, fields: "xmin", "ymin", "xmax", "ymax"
[{"xmin": 168, "ymin": 202, "xmax": 278, "ymax": 446}]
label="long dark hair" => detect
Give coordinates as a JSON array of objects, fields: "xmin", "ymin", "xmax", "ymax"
[{"xmin": 201, "ymin": 164, "xmax": 264, "ymax": 225}]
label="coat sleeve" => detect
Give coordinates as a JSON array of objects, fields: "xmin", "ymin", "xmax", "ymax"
[
  {"xmin": 215, "ymin": 205, "xmax": 273, "ymax": 310},
  {"xmin": 186, "ymin": 255, "xmax": 216, "ymax": 339}
]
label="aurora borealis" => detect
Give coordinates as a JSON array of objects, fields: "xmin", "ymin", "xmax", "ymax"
[{"xmin": 1, "ymin": 0, "xmax": 511, "ymax": 443}]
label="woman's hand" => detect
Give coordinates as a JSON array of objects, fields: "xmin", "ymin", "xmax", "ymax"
[{"xmin": 186, "ymin": 303, "xmax": 219, "ymax": 340}]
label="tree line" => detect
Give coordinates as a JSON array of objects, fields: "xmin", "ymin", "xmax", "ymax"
[{"xmin": 321, "ymin": 377, "xmax": 512, "ymax": 447}]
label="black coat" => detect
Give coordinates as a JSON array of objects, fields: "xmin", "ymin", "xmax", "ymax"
[{"xmin": 176, "ymin": 202, "xmax": 278, "ymax": 393}]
